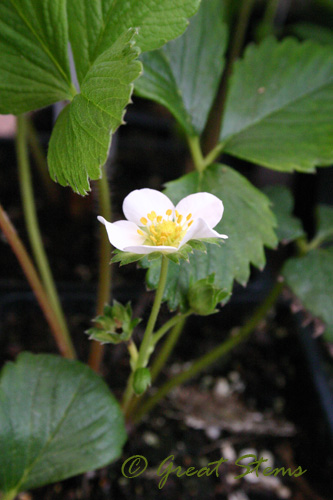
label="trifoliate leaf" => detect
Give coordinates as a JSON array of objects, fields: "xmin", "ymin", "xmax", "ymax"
[
  {"xmin": 47, "ymin": 29, "xmax": 142, "ymax": 194},
  {"xmin": 135, "ymin": 0, "xmax": 228, "ymax": 135},
  {"xmin": 220, "ymin": 37, "xmax": 333, "ymax": 172},
  {"xmin": 0, "ymin": 0, "xmax": 73, "ymax": 114},
  {"xmin": 67, "ymin": 0, "xmax": 200, "ymax": 83}
]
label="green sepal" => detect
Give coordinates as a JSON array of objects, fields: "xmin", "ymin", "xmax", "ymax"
[
  {"xmin": 133, "ymin": 367, "xmax": 152, "ymax": 396},
  {"xmin": 86, "ymin": 301, "xmax": 141, "ymax": 345},
  {"xmin": 187, "ymin": 239, "xmax": 207, "ymax": 252},
  {"xmin": 188, "ymin": 273, "xmax": 231, "ymax": 316},
  {"xmin": 146, "ymin": 252, "xmax": 163, "ymax": 261},
  {"xmin": 111, "ymin": 250, "xmax": 146, "ymax": 266}
]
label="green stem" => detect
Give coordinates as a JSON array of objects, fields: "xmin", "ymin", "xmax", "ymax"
[
  {"xmin": 125, "ymin": 313, "xmax": 188, "ymax": 418},
  {"xmin": 122, "ymin": 256, "xmax": 169, "ymax": 414},
  {"xmin": 88, "ymin": 171, "xmax": 113, "ymax": 372},
  {"xmin": 137, "ymin": 256, "xmax": 169, "ymax": 368},
  {"xmin": 128, "ymin": 339, "xmax": 139, "ymax": 369},
  {"xmin": 151, "ymin": 312, "xmax": 190, "ymax": 346},
  {"xmin": 305, "ymin": 236, "xmax": 329, "ymax": 253},
  {"xmin": 229, "ymin": 0, "xmax": 256, "ymax": 66},
  {"xmin": 26, "ymin": 118, "xmax": 58, "ymax": 202},
  {"xmin": 187, "ymin": 136, "xmax": 205, "ymax": 173},
  {"xmin": 256, "ymin": 0, "xmax": 279, "ymax": 41},
  {"xmin": 187, "ymin": 136, "xmax": 224, "ymax": 175},
  {"xmin": 0, "ymin": 204, "xmax": 75, "ymax": 358},
  {"xmin": 203, "ymin": 0, "xmax": 256, "ymax": 154},
  {"xmin": 202, "ymin": 143, "xmax": 224, "ymax": 169},
  {"xmin": 151, "ymin": 315, "xmax": 187, "ymax": 382},
  {"xmin": 16, "ymin": 115, "xmax": 75, "ymax": 359},
  {"xmin": 134, "ymin": 280, "xmax": 284, "ymax": 423}
]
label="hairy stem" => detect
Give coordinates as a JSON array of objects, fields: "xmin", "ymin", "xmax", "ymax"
[
  {"xmin": 187, "ymin": 136, "xmax": 206, "ymax": 173},
  {"xmin": 256, "ymin": 0, "xmax": 280, "ymax": 40},
  {"xmin": 122, "ymin": 256, "xmax": 169, "ymax": 415},
  {"xmin": 26, "ymin": 118, "xmax": 58, "ymax": 202},
  {"xmin": 127, "ymin": 315, "xmax": 188, "ymax": 418},
  {"xmin": 203, "ymin": 0, "xmax": 256, "ymax": 153},
  {"xmin": 134, "ymin": 280, "xmax": 284, "ymax": 422},
  {"xmin": 0, "ymin": 205, "xmax": 75, "ymax": 358},
  {"xmin": 151, "ymin": 315, "xmax": 187, "ymax": 382},
  {"xmin": 16, "ymin": 115, "xmax": 75, "ymax": 358},
  {"xmin": 88, "ymin": 172, "xmax": 113, "ymax": 372},
  {"xmin": 152, "ymin": 312, "xmax": 190, "ymax": 346}
]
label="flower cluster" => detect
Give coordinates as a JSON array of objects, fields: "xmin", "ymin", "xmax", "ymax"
[{"xmin": 98, "ymin": 188, "xmax": 228, "ymax": 255}]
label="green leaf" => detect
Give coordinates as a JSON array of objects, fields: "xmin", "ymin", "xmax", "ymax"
[
  {"xmin": 142, "ymin": 164, "xmax": 277, "ymax": 311},
  {"xmin": 0, "ymin": 0, "xmax": 73, "ymax": 114},
  {"xmin": 219, "ymin": 37, "xmax": 333, "ymax": 172},
  {"xmin": 135, "ymin": 0, "xmax": 228, "ymax": 136},
  {"xmin": 263, "ymin": 185, "xmax": 305, "ymax": 243},
  {"xmin": 0, "ymin": 352, "xmax": 126, "ymax": 495},
  {"xmin": 290, "ymin": 22, "xmax": 333, "ymax": 45},
  {"xmin": 68, "ymin": 0, "xmax": 200, "ymax": 84},
  {"xmin": 283, "ymin": 249, "xmax": 333, "ymax": 341},
  {"xmin": 48, "ymin": 29, "xmax": 142, "ymax": 194},
  {"xmin": 314, "ymin": 204, "xmax": 333, "ymax": 245}
]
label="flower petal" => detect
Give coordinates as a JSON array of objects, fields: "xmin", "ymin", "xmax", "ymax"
[
  {"xmin": 123, "ymin": 188, "xmax": 174, "ymax": 226},
  {"xmin": 179, "ymin": 217, "xmax": 228, "ymax": 247},
  {"xmin": 123, "ymin": 244, "xmax": 179, "ymax": 254},
  {"xmin": 98, "ymin": 217, "xmax": 145, "ymax": 250},
  {"xmin": 175, "ymin": 192, "xmax": 223, "ymax": 228}
]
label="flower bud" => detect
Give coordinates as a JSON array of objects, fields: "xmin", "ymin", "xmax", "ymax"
[
  {"xmin": 86, "ymin": 301, "xmax": 141, "ymax": 344},
  {"xmin": 188, "ymin": 274, "xmax": 229, "ymax": 316},
  {"xmin": 133, "ymin": 367, "xmax": 151, "ymax": 395}
]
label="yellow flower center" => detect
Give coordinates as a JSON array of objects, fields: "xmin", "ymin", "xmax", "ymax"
[{"xmin": 137, "ymin": 209, "xmax": 193, "ymax": 247}]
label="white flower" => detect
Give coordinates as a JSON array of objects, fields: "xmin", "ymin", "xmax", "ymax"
[{"xmin": 98, "ymin": 188, "xmax": 228, "ymax": 255}]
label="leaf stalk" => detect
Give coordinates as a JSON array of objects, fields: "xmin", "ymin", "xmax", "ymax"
[
  {"xmin": 88, "ymin": 172, "xmax": 113, "ymax": 372},
  {"xmin": 0, "ymin": 205, "xmax": 75, "ymax": 358},
  {"xmin": 122, "ymin": 256, "xmax": 169, "ymax": 415},
  {"xmin": 16, "ymin": 115, "xmax": 75, "ymax": 358}
]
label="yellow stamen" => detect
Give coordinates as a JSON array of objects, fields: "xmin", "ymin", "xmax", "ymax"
[
  {"xmin": 188, "ymin": 220, "xmax": 193, "ymax": 227},
  {"xmin": 148, "ymin": 211, "xmax": 156, "ymax": 221},
  {"xmin": 141, "ymin": 207, "xmax": 192, "ymax": 247}
]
